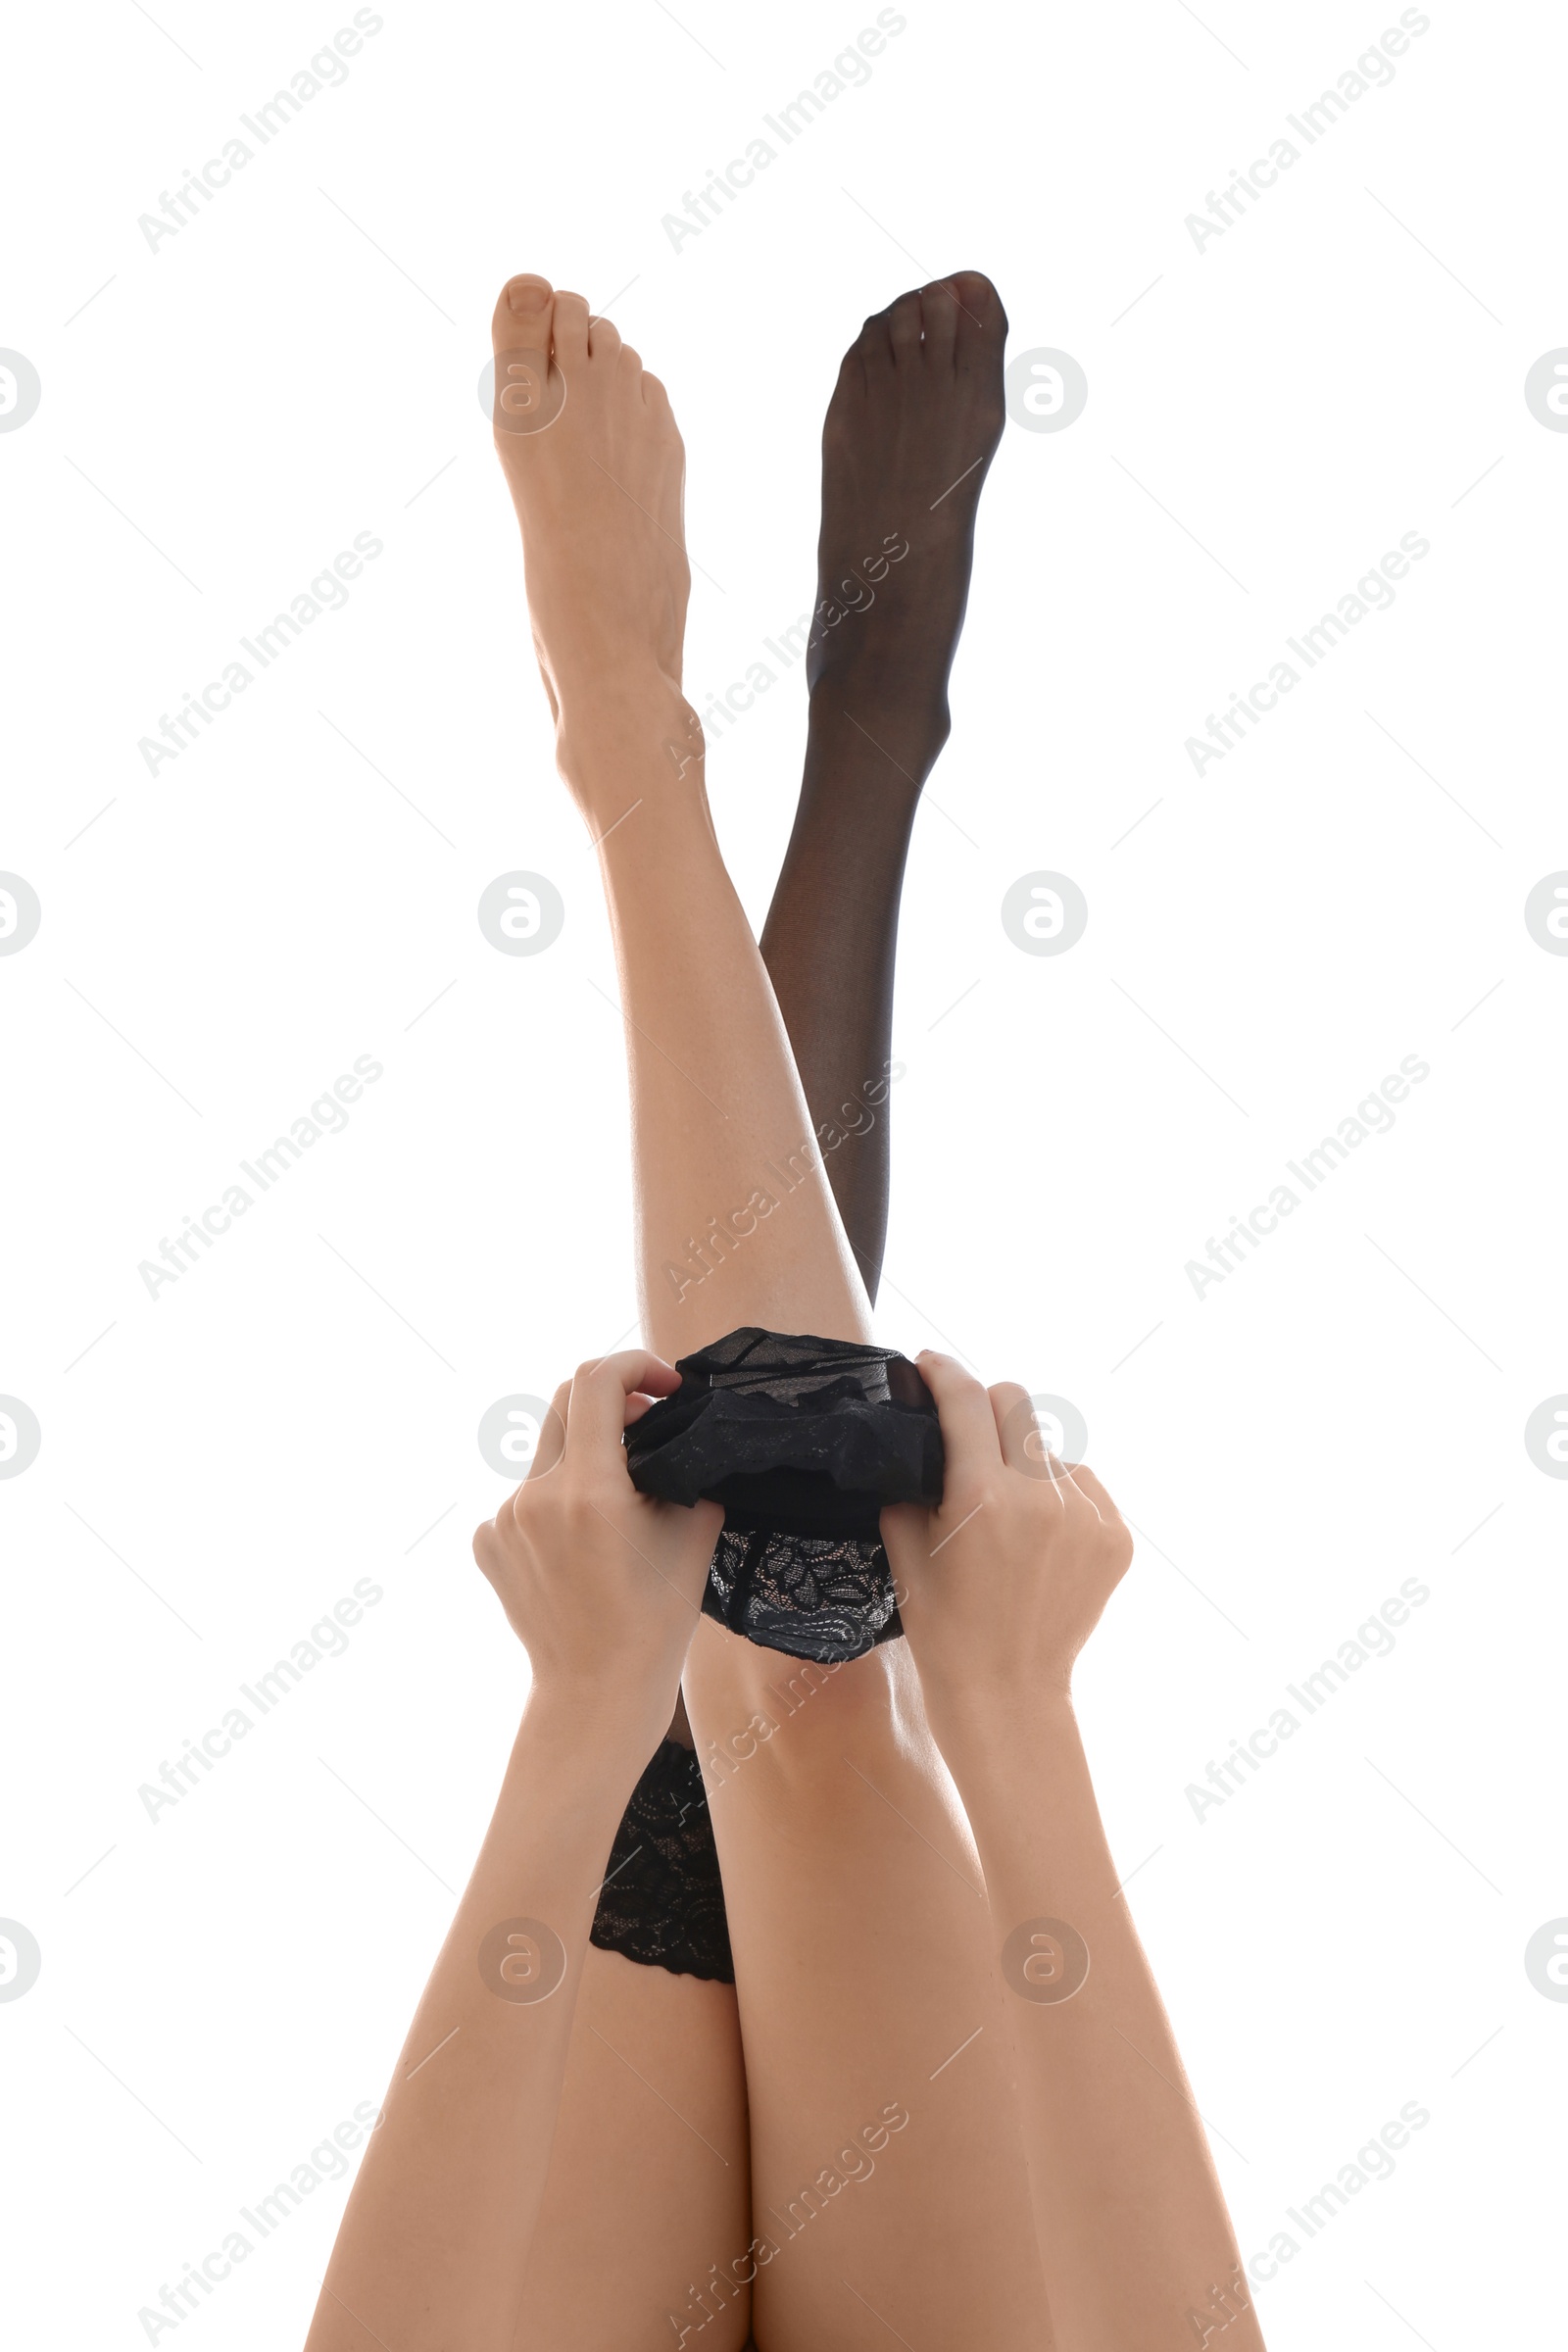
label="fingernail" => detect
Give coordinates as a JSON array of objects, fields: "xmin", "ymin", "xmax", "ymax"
[{"xmin": 508, "ymin": 278, "xmax": 550, "ymax": 315}]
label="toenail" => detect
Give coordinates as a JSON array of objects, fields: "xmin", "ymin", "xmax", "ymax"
[{"xmin": 508, "ymin": 279, "xmax": 550, "ymax": 314}]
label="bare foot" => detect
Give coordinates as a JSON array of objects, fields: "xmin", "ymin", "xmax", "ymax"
[{"xmin": 490, "ymin": 274, "xmax": 692, "ymax": 802}]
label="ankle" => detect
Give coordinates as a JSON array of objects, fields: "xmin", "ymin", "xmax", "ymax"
[
  {"xmin": 805, "ymin": 683, "xmax": 952, "ymax": 791},
  {"xmin": 553, "ymin": 673, "xmax": 704, "ymax": 808}
]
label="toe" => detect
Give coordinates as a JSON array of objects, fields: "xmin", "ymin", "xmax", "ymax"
[
  {"xmin": 919, "ymin": 278, "xmax": 960, "ymax": 368},
  {"xmin": 551, "ymin": 290, "xmax": 591, "ymax": 366},
  {"xmin": 952, "ymin": 270, "xmax": 1008, "ymax": 351},
  {"xmin": 617, "ymin": 340, "xmax": 661, "ymax": 414},
  {"xmin": 856, "ymin": 307, "xmax": 894, "ymax": 376},
  {"xmin": 589, "ymin": 311, "xmax": 622, "ymax": 363},
  {"xmin": 492, "ymin": 273, "xmax": 561, "ymax": 435},
  {"xmin": 640, "ymin": 370, "xmax": 687, "ymax": 479},
  {"xmin": 886, "ymin": 288, "xmax": 923, "ymax": 361},
  {"xmin": 832, "ymin": 340, "xmax": 869, "ymax": 402},
  {"xmin": 493, "ymin": 272, "xmax": 554, "ymax": 352}
]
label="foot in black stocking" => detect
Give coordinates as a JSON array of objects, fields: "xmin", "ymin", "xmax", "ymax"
[{"xmin": 808, "ymin": 271, "xmax": 1008, "ymax": 773}]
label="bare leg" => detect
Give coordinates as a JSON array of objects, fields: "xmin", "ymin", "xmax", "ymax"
[
  {"xmin": 510, "ymin": 1639, "xmax": 753, "ymax": 2349},
  {"xmin": 679, "ymin": 1623, "xmax": 1051, "ymax": 2349},
  {"xmin": 489, "ymin": 272, "xmax": 869, "ymax": 1357},
  {"xmin": 488, "ymin": 273, "xmax": 1051, "ymax": 2347},
  {"xmin": 487, "ymin": 275, "xmax": 769, "ymax": 2348},
  {"xmin": 512, "ymin": 1951, "xmax": 753, "ymax": 2350}
]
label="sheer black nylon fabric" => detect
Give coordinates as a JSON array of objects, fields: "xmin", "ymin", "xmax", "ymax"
[
  {"xmin": 624, "ymin": 1327, "xmax": 944, "ymax": 1664},
  {"xmin": 589, "ymin": 1738, "xmax": 734, "ymax": 1983}
]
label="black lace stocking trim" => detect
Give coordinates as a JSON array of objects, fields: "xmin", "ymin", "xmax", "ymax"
[
  {"xmin": 625, "ymin": 1327, "xmax": 941, "ymax": 1664},
  {"xmin": 702, "ymin": 1526, "xmax": 904, "ymax": 1659},
  {"xmin": 589, "ymin": 1739, "xmax": 734, "ymax": 1984}
]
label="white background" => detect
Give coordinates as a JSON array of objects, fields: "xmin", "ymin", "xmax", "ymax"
[{"xmin": 2, "ymin": 0, "xmax": 1565, "ymax": 2342}]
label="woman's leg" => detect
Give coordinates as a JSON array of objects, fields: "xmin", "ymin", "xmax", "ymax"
[
  {"xmin": 687, "ymin": 278, "xmax": 1050, "ymax": 2351},
  {"xmin": 489, "ymin": 273, "xmax": 1051, "ymax": 2347},
  {"xmin": 679, "ymin": 1623, "xmax": 1051, "ymax": 2350},
  {"xmin": 512, "ymin": 1949, "xmax": 753, "ymax": 2348},
  {"xmin": 490, "ymin": 283, "xmax": 869, "ymax": 1356},
  {"xmin": 760, "ymin": 276, "xmax": 1007, "ymax": 1298},
  {"xmin": 488, "ymin": 274, "xmax": 773, "ymax": 2349}
]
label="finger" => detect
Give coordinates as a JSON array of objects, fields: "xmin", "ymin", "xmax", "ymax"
[
  {"xmin": 918, "ymin": 1350, "xmax": 1004, "ymax": 1483},
  {"xmin": 1058, "ymin": 1458, "xmax": 1124, "ymax": 1524},
  {"xmin": 990, "ymin": 1385, "xmax": 1092, "ymax": 1483},
  {"xmin": 1035, "ymin": 1451, "xmax": 1106, "ymax": 1530},
  {"xmin": 989, "ymin": 1382, "xmax": 1050, "ymax": 1475},
  {"xmin": 524, "ymin": 1381, "xmax": 572, "ymax": 1483},
  {"xmin": 564, "ymin": 1348, "xmax": 682, "ymax": 1464}
]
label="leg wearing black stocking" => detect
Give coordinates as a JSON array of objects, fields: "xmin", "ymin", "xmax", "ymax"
[{"xmin": 760, "ymin": 271, "xmax": 1008, "ymax": 1299}]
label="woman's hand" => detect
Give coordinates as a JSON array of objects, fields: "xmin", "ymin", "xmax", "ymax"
[
  {"xmin": 882, "ymin": 1351, "xmax": 1134, "ymax": 1750},
  {"xmin": 471, "ymin": 1350, "xmax": 722, "ymax": 1754}
]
